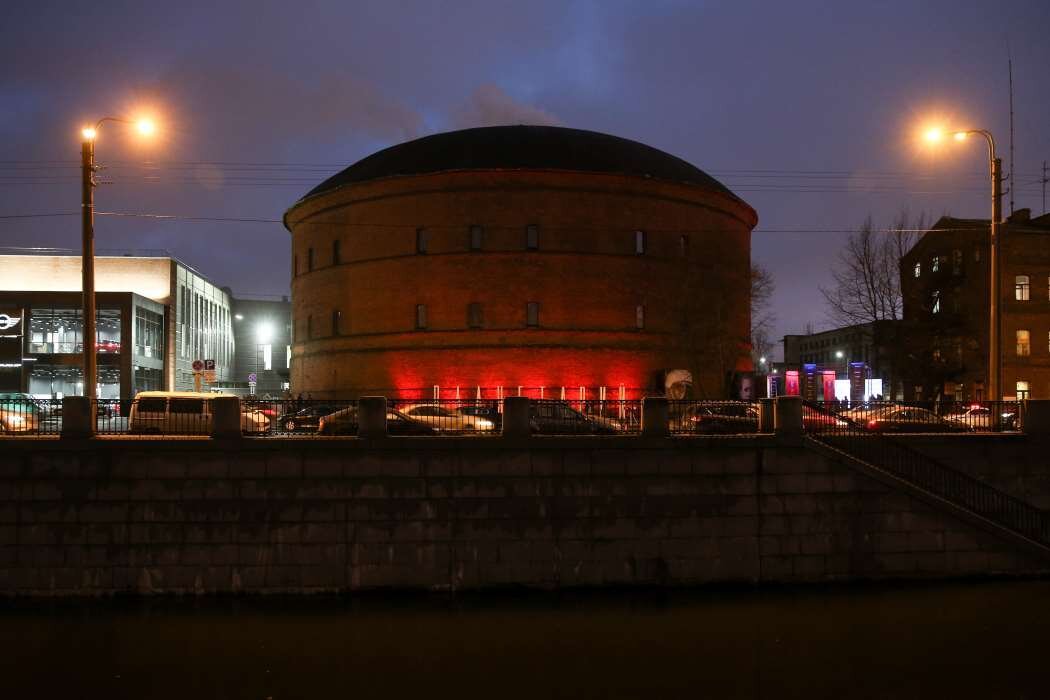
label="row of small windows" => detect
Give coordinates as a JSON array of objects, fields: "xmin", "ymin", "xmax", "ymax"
[
  {"xmin": 914, "ymin": 249, "xmax": 974, "ymax": 278},
  {"xmin": 1011, "ymin": 275, "xmax": 1050, "ymax": 302},
  {"xmin": 1012, "ymin": 330, "xmax": 1050, "ymax": 357},
  {"xmin": 294, "ymin": 227, "xmax": 691, "ymax": 275},
  {"xmin": 298, "ymin": 304, "xmax": 647, "ymax": 339}
]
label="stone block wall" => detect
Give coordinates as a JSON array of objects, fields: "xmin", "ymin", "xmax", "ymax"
[{"xmin": 0, "ymin": 436, "xmax": 1045, "ymax": 595}]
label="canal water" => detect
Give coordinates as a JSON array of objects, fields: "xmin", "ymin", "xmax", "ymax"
[{"xmin": 2, "ymin": 580, "xmax": 1048, "ymax": 699}]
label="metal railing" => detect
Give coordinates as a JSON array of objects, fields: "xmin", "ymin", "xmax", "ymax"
[
  {"xmin": 803, "ymin": 400, "xmax": 1022, "ymax": 433},
  {"xmin": 524, "ymin": 399, "xmax": 641, "ymax": 435},
  {"xmin": 669, "ymin": 400, "xmax": 760, "ymax": 435},
  {"xmin": 803, "ymin": 401, "xmax": 1050, "ymax": 549},
  {"xmin": 0, "ymin": 397, "xmax": 61, "ymax": 435}
]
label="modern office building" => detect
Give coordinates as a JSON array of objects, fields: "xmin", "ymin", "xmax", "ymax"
[
  {"xmin": 900, "ymin": 209, "xmax": 1050, "ymax": 400},
  {"xmin": 0, "ymin": 253, "xmax": 239, "ymax": 399},
  {"xmin": 213, "ymin": 295, "xmax": 292, "ymax": 397},
  {"xmin": 780, "ymin": 321, "xmax": 898, "ymax": 401},
  {"xmin": 284, "ymin": 125, "xmax": 758, "ymax": 399}
]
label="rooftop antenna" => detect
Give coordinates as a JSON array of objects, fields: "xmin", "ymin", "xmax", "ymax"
[{"xmin": 1008, "ymin": 55, "xmax": 1015, "ymax": 216}]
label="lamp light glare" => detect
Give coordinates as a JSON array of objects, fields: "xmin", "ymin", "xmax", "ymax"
[
  {"xmin": 953, "ymin": 131, "xmax": 967, "ymax": 141},
  {"xmin": 81, "ymin": 127, "xmax": 97, "ymax": 140},
  {"xmin": 256, "ymin": 322, "xmax": 274, "ymax": 344},
  {"xmin": 135, "ymin": 118, "xmax": 156, "ymax": 136},
  {"xmin": 923, "ymin": 127, "xmax": 943, "ymax": 143}
]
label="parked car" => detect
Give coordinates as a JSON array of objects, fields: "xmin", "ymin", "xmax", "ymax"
[
  {"xmin": 129, "ymin": 392, "xmax": 269, "ymax": 435},
  {"xmin": 944, "ymin": 405, "xmax": 1018, "ymax": 431},
  {"xmin": 863, "ymin": 407, "xmax": 971, "ymax": 433},
  {"xmin": 455, "ymin": 403, "xmax": 503, "ymax": 431},
  {"xmin": 680, "ymin": 402, "xmax": 759, "ymax": 434},
  {"xmin": 0, "ymin": 392, "xmax": 41, "ymax": 433},
  {"xmin": 398, "ymin": 403, "xmax": 495, "ymax": 432},
  {"xmin": 529, "ymin": 400, "xmax": 620, "ymax": 434},
  {"xmin": 274, "ymin": 404, "xmax": 337, "ymax": 432},
  {"xmin": 802, "ymin": 405, "xmax": 849, "ymax": 431},
  {"xmin": 317, "ymin": 406, "xmax": 438, "ymax": 436}
]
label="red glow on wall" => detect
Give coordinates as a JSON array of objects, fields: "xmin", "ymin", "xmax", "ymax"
[{"xmin": 785, "ymin": 370, "xmax": 800, "ymax": 396}]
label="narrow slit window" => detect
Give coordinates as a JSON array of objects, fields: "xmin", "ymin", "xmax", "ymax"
[
  {"xmin": 1015, "ymin": 275, "xmax": 1030, "ymax": 301},
  {"xmin": 307, "ymin": 247, "xmax": 314, "ymax": 272},
  {"xmin": 635, "ymin": 304, "xmax": 645, "ymax": 329},
  {"xmin": 467, "ymin": 302, "xmax": 483, "ymax": 328},
  {"xmin": 526, "ymin": 224, "xmax": 539, "ymax": 250},
  {"xmin": 526, "ymin": 302, "xmax": 539, "ymax": 328},
  {"xmin": 332, "ymin": 239, "xmax": 341, "ymax": 265},
  {"xmin": 416, "ymin": 227, "xmax": 428, "ymax": 254},
  {"xmin": 332, "ymin": 309, "xmax": 341, "ymax": 336},
  {"xmin": 469, "ymin": 225, "xmax": 484, "ymax": 251},
  {"xmin": 416, "ymin": 304, "xmax": 427, "ymax": 330},
  {"xmin": 635, "ymin": 230, "xmax": 646, "ymax": 254}
]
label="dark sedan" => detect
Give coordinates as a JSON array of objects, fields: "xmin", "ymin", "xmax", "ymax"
[
  {"xmin": 275, "ymin": 404, "xmax": 337, "ymax": 432},
  {"xmin": 681, "ymin": 402, "xmax": 759, "ymax": 434},
  {"xmin": 863, "ymin": 407, "xmax": 972, "ymax": 433}
]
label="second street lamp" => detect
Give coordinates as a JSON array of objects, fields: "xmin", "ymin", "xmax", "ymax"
[
  {"xmin": 79, "ymin": 117, "xmax": 155, "ymax": 411},
  {"xmin": 924, "ymin": 126, "xmax": 1004, "ymax": 402}
]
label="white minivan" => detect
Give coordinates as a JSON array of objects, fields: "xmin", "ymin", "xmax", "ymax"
[{"xmin": 129, "ymin": 391, "xmax": 270, "ymax": 435}]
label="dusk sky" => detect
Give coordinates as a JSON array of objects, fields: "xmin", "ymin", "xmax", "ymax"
[{"xmin": 3, "ymin": 0, "xmax": 1049, "ymax": 359}]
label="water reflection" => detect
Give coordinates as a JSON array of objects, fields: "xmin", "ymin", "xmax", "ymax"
[{"xmin": 2, "ymin": 580, "xmax": 1048, "ymax": 698}]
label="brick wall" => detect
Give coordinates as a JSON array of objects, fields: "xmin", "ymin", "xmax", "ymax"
[{"xmin": 0, "ymin": 437, "xmax": 1044, "ymax": 595}]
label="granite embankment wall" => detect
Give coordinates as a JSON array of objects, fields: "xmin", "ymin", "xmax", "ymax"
[{"xmin": 0, "ymin": 435, "xmax": 1047, "ymax": 595}]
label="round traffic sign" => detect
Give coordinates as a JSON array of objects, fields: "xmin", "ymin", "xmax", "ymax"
[
  {"xmin": 192, "ymin": 359, "xmax": 204, "ymax": 371},
  {"xmin": 247, "ymin": 373, "xmax": 258, "ymax": 383}
]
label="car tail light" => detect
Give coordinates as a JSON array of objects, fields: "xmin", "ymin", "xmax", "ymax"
[{"xmin": 867, "ymin": 420, "xmax": 879, "ymax": 429}]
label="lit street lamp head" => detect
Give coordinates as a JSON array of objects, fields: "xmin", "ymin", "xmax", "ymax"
[
  {"xmin": 81, "ymin": 127, "xmax": 97, "ymax": 141},
  {"xmin": 923, "ymin": 127, "xmax": 944, "ymax": 143},
  {"xmin": 136, "ymin": 118, "xmax": 156, "ymax": 136}
]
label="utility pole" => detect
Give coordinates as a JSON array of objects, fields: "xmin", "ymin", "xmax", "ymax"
[
  {"xmin": 81, "ymin": 138, "xmax": 97, "ymax": 407},
  {"xmin": 1043, "ymin": 160, "xmax": 1047, "ymax": 215},
  {"xmin": 990, "ymin": 155, "xmax": 1003, "ymax": 402}
]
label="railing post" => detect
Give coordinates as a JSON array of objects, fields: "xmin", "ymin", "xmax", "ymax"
[
  {"xmin": 501, "ymin": 397, "xmax": 531, "ymax": 438},
  {"xmin": 210, "ymin": 396, "xmax": 242, "ymax": 439},
  {"xmin": 642, "ymin": 397, "xmax": 669, "ymax": 437},
  {"xmin": 60, "ymin": 396, "xmax": 94, "ymax": 438},
  {"xmin": 774, "ymin": 396, "xmax": 803, "ymax": 443},
  {"xmin": 759, "ymin": 398, "xmax": 775, "ymax": 432},
  {"xmin": 1022, "ymin": 399, "xmax": 1050, "ymax": 436},
  {"xmin": 357, "ymin": 396, "xmax": 388, "ymax": 438}
]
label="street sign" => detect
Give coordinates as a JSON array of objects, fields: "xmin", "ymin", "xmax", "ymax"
[
  {"xmin": 247, "ymin": 373, "xmax": 258, "ymax": 383},
  {"xmin": 204, "ymin": 359, "xmax": 216, "ymax": 371},
  {"xmin": 203, "ymin": 370, "xmax": 217, "ymax": 383},
  {"xmin": 192, "ymin": 359, "xmax": 204, "ymax": 371}
]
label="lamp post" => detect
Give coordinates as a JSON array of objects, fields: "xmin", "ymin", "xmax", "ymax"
[
  {"xmin": 79, "ymin": 117, "xmax": 155, "ymax": 407},
  {"xmin": 924, "ymin": 127, "xmax": 1003, "ymax": 402}
]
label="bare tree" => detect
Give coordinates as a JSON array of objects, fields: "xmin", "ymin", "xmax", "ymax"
[
  {"xmin": 820, "ymin": 211, "xmax": 923, "ymax": 325},
  {"xmin": 750, "ymin": 263, "xmax": 776, "ymax": 363}
]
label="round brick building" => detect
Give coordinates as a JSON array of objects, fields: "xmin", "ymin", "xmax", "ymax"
[{"xmin": 284, "ymin": 126, "xmax": 757, "ymax": 399}]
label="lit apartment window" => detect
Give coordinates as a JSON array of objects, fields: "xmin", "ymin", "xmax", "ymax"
[
  {"xmin": 526, "ymin": 302, "xmax": 539, "ymax": 328},
  {"xmin": 526, "ymin": 225, "xmax": 539, "ymax": 250},
  {"xmin": 307, "ymin": 247, "xmax": 314, "ymax": 272},
  {"xmin": 914, "ymin": 262, "xmax": 921, "ymax": 278},
  {"xmin": 1016, "ymin": 380, "xmax": 1030, "ymax": 400},
  {"xmin": 332, "ymin": 239, "xmax": 341, "ymax": 265},
  {"xmin": 332, "ymin": 309, "xmax": 342, "ymax": 336},
  {"xmin": 974, "ymin": 247, "xmax": 981, "ymax": 262},
  {"xmin": 467, "ymin": 302, "xmax": 483, "ymax": 328},
  {"xmin": 635, "ymin": 230, "xmax": 646, "ymax": 254},
  {"xmin": 416, "ymin": 227, "xmax": 428, "ymax": 254},
  {"xmin": 931, "ymin": 290, "xmax": 940, "ymax": 314},
  {"xmin": 952, "ymin": 249, "xmax": 962, "ymax": 275},
  {"xmin": 1015, "ymin": 275, "xmax": 1030, "ymax": 301},
  {"xmin": 1016, "ymin": 329, "xmax": 1031, "ymax": 357},
  {"xmin": 415, "ymin": 304, "xmax": 427, "ymax": 330},
  {"xmin": 931, "ymin": 256, "xmax": 940, "ymax": 273},
  {"xmin": 469, "ymin": 225, "xmax": 484, "ymax": 251},
  {"xmin": 635, "ymin": 304, "xmax": 645, "ymax": 329}
]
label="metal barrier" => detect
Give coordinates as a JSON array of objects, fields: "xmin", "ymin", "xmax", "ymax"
[
  {"xmin": 803, "ymin": 400, "xmax": 1022, "ymax": 434},
  {"xmin": 387, "ymin": 399, "xmax": 503, "ymax": 435},
  {"xmin": 522, "ymin": 399, "xmax": 640, "ymax": 435},
  {"xmin": 668, "ymin": 400, "xmax": 760, "ymax": 435},
  {"xmin": 803, "ymin": 400, "xmax": 1050, "ymax": 550},
  {"xmin": 0, "ymin": 397, "xmax": 60, "ymax": 435}
]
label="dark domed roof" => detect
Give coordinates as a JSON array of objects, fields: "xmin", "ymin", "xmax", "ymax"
[{"xmin": 295, "ymin": 125, "xmax": 742, "ymax": 203}]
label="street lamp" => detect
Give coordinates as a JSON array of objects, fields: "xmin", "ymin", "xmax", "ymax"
[
  {"xmin": 924, "ymin": 126, "xmax": 1003, "ymax": 401},
  {"xmin": 79, "ymin": 117, "xmax": 155, "ymax": 406}
]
